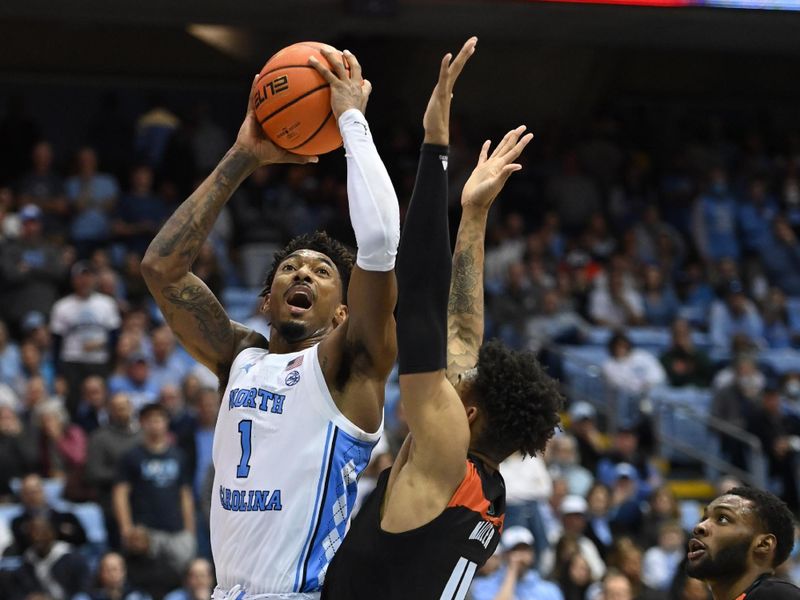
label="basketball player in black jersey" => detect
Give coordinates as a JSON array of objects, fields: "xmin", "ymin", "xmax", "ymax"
[
  {"xmin": 687, "ymin": 487, "xmax": 800, "ymax": 600},
  {"xmin": 322, "ymin": 38, "xmax": 563, "ymax": 599}
]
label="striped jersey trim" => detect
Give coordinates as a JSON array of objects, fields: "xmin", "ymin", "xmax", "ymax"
[
  {"xmin": 293, "ymin": 422, "xmax": 335, "ymax": 592},
  {"xmin": 439, "ymin": 557, "xmax": 477, "ymax": 600}
]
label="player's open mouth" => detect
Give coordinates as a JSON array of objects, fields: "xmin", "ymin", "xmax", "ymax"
[
  {"xmin": 687, "ymin": 539, "xmax": 706, "ymax": 561},
  {"xmin": 286, "ymin": 286, "xmax": 314, "ymax": 314}
]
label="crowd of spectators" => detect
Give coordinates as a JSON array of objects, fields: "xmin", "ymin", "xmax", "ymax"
[{"xmin": 0, "ymin": 92, "xmax": 800, "ymax": 600}]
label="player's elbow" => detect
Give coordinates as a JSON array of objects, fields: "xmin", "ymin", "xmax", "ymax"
[{"xmin": 141, "ymin": 249, "xmax": 183, "ymax": 285}]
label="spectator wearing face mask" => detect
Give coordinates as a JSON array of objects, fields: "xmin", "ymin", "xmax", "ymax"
[
  {"xmin": 711, "ymin": 355, "xmax": 765, "ymax": 470},
  {"xmin": 691, "ymin": 167, "xmax": 739, "ymax": 265}
]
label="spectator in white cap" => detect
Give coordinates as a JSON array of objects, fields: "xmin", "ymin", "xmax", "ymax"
[
  {"xmin": 567, "ymin": 401, "xmax": 605, "ymax": 473},
  {"xmin": 469, "ymin": 525, "xmax": 564, "ymax": 600},
  {"xmin": 541, "ymin": 495, "xmax": 606, "ymax": 581}
]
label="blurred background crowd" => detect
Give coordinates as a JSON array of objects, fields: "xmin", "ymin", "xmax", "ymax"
[{"xmin": 2, "ymin": 2, "xmax": 800, "ymax": 598}]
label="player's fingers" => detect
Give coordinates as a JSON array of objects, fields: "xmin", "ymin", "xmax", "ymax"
[
  {"xmin": 319, "ymin": 47, "xmax": 348, "ymax": 80},
  {"xmin": 247, "ymin": 74, "xmax": 260, "ymax": 113},
  {"xmin": 490, "ymin": 128, "xmax": 519, "ymax": 158},
  {"xmin": 496, "ymin": 125, "xmax": 526, "ymax": 158},
  {"xmin": 503, "ymin": 132, "xmax": 534, "ymax": 163},
  {"xmin": 283, "ymin": 151, "xmax": 319, "ymax": 164},
  {"xmin": 308, "ymin": 56, "xmax": 338, "ymax": 85},
  {"xmin": 446, "ymin": 36, "xmax": 477, "ymax": 87},
  {"xmin": 363, "ymin": 79, "xmax": 373, "ymax": 98},
  {"xmin": 478, "ymin": 140, "xmax": 491, "ymax": 165},
  {"xmin": 438, "ymin": 53, "xmax": 452, "ymax": 86},
  {"xmin": 501, "ymin": 163, "xmax": 523, "ymax": 179},
  {"xmin": 343, "ymin": 49, "xmax": 362, "ymax": 82}
]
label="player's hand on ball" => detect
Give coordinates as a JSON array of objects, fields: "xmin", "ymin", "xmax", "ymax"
[
  {"xmin": 308, "ymin": 48, "xmax": 371, "ymax": 120},
  {"xmin": 235, "ymin": 74, "xmax": 319, "ymax": 166},
  {"xmin": 461, "ymin": 125, "xmax": 533, "ymax": 212},
  {"xmin": 423, "ymin": 36, "xmax": 477, "ymax": 146}
]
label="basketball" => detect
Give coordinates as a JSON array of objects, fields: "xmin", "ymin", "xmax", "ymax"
[{"xmin": 254, "ymin": 41, "xmax": 350, "ymax": 156}]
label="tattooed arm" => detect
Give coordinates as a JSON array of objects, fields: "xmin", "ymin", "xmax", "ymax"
[
  {"xmin": 446, "ymin": 126, "xmax": 533, "ymax": 384},
  {"xmin": 141, "ymin": 75, "xmax": 315, "ymax": 377}
]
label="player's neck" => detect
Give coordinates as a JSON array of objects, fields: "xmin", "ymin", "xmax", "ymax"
[
  {"xmin": 468, "ymin": 448, "xmax": 500, "ymax": 472},
  {"xmin": 268, "ymin": 325, "xmax": 328, "ymax": 354},
  {"xmin": 709, "ymin": 566, "xmax": 771, "ymax": 600}
]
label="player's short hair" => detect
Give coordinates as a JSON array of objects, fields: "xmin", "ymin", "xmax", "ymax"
[
  {"xmin": 470, "ymin": 339, "xmax": 563, "ymax": 460},
  {"xmin": 727, "ymin": 486, "xmax": 796, "ymax": 567},
  {"xmin": 261, "ymin": 232, "xmax": 354, "ymax": 302}
]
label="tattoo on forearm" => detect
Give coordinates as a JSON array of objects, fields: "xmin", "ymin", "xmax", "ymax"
[
  {"xmin": 448, "ymin": 250, "xmax": 479, "ymax": 316},
  {"xmin": 150, "ymin": 148, "xmax": 253, "ymax": 263},
  {"xmin": 162, "ymin": 284, "xmax": 233, "ymax": 348}
]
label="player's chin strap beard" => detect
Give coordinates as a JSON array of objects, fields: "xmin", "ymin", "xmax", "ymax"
[{"xmin": 277, "ymin": 321, "xmax": 329, "ymax": 344}]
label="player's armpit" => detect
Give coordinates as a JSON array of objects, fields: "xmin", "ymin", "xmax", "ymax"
[
  {"xmin": 399, "ymin": 372, "xmax": 470, "ymax": 488},
  {"xmin": 326, "ymin": 266, "xmax": 398, "ymax": 381}
]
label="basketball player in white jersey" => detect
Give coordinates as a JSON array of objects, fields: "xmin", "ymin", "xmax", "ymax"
[{"xmin": 142, "ymin": 48, "xmax": 399, "ymax": 599}]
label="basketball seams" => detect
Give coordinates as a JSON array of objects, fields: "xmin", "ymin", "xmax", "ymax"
[
  {"xmin": 257, "ymin": 83, "xmax": 330, "ymax": 125},
  {"xmin": 286, "ymin": 110, "xmax": 336, "ymax": 152},
  {"xmin": 257, "ymin": 41, "xmax": 350, "ymax": 155}
]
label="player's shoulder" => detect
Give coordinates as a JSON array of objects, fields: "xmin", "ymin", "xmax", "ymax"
[{"xmin": 749, "ymin": 577, "xmax": 800, "ymax": 599}]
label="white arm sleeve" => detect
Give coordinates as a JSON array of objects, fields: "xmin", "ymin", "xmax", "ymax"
[{"xmin": 339, "ymin": 108, "xmax": 400, "ymax": 272}]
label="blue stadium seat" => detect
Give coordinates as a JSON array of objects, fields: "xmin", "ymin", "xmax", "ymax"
[{"xmin": 222, "ymin": 287, "xmax": 262, "ymax": 323}]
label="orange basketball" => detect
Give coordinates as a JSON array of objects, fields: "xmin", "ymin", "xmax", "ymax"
[{"xmin": 254, "ymin": 42, "xmax": 350, "ymax": 156}]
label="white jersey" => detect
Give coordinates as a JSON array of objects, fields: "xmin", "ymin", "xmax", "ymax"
[{"xmin": 211, "ymin": 343, "xmax": 382, "ymax": 596}]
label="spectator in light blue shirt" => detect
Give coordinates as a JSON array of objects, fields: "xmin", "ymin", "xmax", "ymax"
[
  {"xmin": 148, "ymin": 326, "xmax": 191, "ymax": 393},
  {"xmin": 737, "ymin": 176, "xmax": 779, "ymax": 254},
  {"xmin": 65, "ymin": 147, "xmax": 119, "ymax": 257},
  {"xmin": 761, "ymin": 216, "xmax": 800, "ymax": 297},
  {"xmin": 108, "ymin": 353, "xmax": 159, "ymax": 414},
  {"xmin": 0, "ymin": 320, "xmax": 21, "ymax": 388},
  {"xmin": 470, "ymin": 526, "xmax": 564, "ymax": 600},
  {"xmin": 708, "ymin": 280, "xmax": 765, "ymax": 350},
  {"xmin": 691, "ymin": 167, "xmax": 739, "ymax": 264}
]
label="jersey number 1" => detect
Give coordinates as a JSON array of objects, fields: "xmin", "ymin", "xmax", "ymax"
[{"xmin": 237, "ymin": 419, "xmax": 252, "ymax": 478}]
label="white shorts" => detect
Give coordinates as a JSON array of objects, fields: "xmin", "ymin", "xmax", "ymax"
[{"xmin": 212, "ymin": 586, "xmax": 320, "ymax": 600}]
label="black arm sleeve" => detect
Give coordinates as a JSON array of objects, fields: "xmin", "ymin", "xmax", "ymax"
[{"xmin": 396, "ymin": 143, "xmax": 451, "ymax": 375}]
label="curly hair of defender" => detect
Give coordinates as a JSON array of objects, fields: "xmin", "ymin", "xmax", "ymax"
[
  {"xmin": 261, "ymin": 232, "xmax": 355, "ymax": 301},
  {"xmin": 726, "ymin": 486, "xmax": 796, "ymax": 567},
  {"xmin": 471, "ymin": 339, "xmax": 563, "ymax": 459}
]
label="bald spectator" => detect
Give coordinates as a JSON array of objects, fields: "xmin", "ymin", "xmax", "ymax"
[
  {"xmin": 6, "ymin": 516, "xmax": 90, "ymax": 600},
  {"xmin": 86, "ymin": 393, "xmax": 141, "ymax": 548},
  {"xmin": 75, "ymin": 375, "xmax": 109, "ymax": 433},
  {"xmin": 74, "ymin": 551, "xmax": 153, "ymax": 600},
  {"xmin": 149, "ymin": 326, "xmax": 190, "ymax": 392},
  {"xmin": 9, "ymin": 473, "xmax": 86, "ymax": 555},
  {"xmin": 164, "ymin": 558, "xmax": 215, "ymax": 600}
]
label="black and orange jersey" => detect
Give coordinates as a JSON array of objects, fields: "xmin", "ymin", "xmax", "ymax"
[
  {"xmin": 734, "ymin": 575, "xmax": 800, "ymax": 599},
  {"xmin": 321, "ymin": 455, "xmax": 505, "ymax": 599}
]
